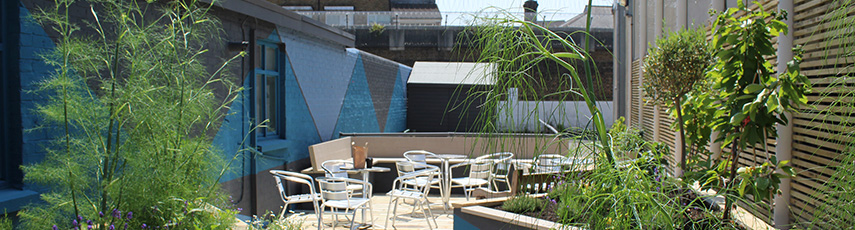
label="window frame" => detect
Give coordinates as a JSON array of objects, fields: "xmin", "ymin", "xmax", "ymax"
[{"xmin": 254, "ymin": 40, "xmax": 282, "ymax": 139}]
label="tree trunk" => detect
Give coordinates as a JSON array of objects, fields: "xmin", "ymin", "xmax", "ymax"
[
  {"xmin": 676, "ymin": 97, "xmax": 687, "ymax": 175},
  {"xmin": 723, "ymin": 138, "xmax": 740, "ymax": 220}
]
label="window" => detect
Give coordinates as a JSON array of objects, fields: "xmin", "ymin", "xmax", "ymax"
[
  {"xmin": 255, "ymin": 42, "xmax": 280, "ymax": 138},
  {"xmin": 1, "ymin": 0, "xmax": 22, "ymax": 189}
]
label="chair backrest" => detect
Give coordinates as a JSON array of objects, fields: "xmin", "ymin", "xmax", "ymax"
[
  {"xmin": 477, "ymin": 152, "xmax": 514, "ymax": 177},
  {"xmin": 317, "ymin": 177, "xmax": 372, "ymax": 201},
  {"xmin": 535, "ymin": 154, "xmax": 566, "ymax": 172},
  {"xmin": 395, "ymin": 160, "xmax": 416, "ymax": 177},
  {"xmin": 403, "ymin": 150, "xmax": 438, "ymax": 168},
  {"xmin": 321, "ymin": 159, "xmax": 352, "ymax": 178},
  {"xmin": 469, "ymin": 159, "xmax": 493, "ymax": 180},
  {"xmin": 269, "ymin": 170, "xmax": 316, "ymax": 201},
  {"xmin": 393, "ymin": 163, "xmax": 439, "ymax": 195},
  {"xmin": 316, "ymin": 177, "xmax": 351, "ymax": 201}
]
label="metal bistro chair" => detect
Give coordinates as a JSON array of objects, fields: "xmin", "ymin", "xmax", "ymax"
[
  {"xmin": 450, "ymin": 158, "xmax": 493, "ymax": 200},
  {"xmin": 396, "ymin": 160, "xmax": 441, "ymax": 190},
  {"xmin": 476, "ymin": 152, "xmax": 514, "ymax": 192},
  {"xmin": 534, "ymin": 154, "xmax": 568, "ymax": 174},
  {"xmin": 403, "ymin": 150, "xmax": 439, "ymax": 169},
  {"xmin": 386, "ymin": 163, "xmax": 441, "ymax": 230},
  {"xmin": 321, "ymin": 159, "xmax": 364, "ymax": 197},
  {"xmin": 316, "ymin": 177, "xmax": 374, "ymax": 230},
  {"xmin": 269, "ymin": 170, "xmax": 322, "ymax": 220}
]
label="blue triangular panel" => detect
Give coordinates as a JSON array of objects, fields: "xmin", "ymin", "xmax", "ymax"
[
  {"xmin": 281, "ymin": 32, "xmax": 357, "ymax": 141},
  {"xmin": 332, "ymin": 55, "xmax": 380, "ymax": 139},
  {"xmin": 384, "ymin": 67, "xmax": 408, "ymax": 132}
]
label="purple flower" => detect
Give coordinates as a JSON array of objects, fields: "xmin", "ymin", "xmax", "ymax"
[
  {"xmin": 550, "ymin": 199, "xmax": 557, "ymax": 204},
  {"xmin": 73, "ymin": 220, "xmax": 79, "ymax": 227},
  {"xmin": 87, "ymin": 224, "xmax": 93, "ymax": 230},
  {"xmin": 142, "ymin": 224, "xmax": 148, "ymax": 229},
  {"xmin": 124, "ymin": 223, "xmax": 128, "ymax": 230},
  {"xmin": 109, "ymin": 225, "xmax": 115, "ymax": 230},
  {"xmin": 78, "ymin": 215, "xmax": 84, "ymax": 221},
  {"xmin": 86, "ymin": 220, "xmax": 93, "ymax": 225},
  {"xmin": 99, "ymin": 211, "xmax": 104, "ymax": 217},
  {"xmin": 53, "ymin": 225, "xmax": 59, "ymax": 230},
  {"xmin": 127, "ymin": 211, "xmax": 133, "ymax": 220},
  {"xmin": 237, "ymin": 208, "xmax": 243, "ymax": 212},
  {"xmin": 112, "ymin": 209, "xmax": 121, "ymax": 218}
]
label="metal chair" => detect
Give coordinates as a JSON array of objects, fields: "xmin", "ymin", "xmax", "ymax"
[
  {"xmin": 385, "ymin": 163, "xmax": 440, "ymax": 230},
  {"xmin": 403, "ymin": 150, "xmax": 439, "ymax": 169},
  {"xmin": 476, "ymin": 152, "xmax": 514, "ymax": 191},
  {"xmin": 534, "ymin": 154, "xmax": 567, "ymax": 174},
  {"xmin": 316, "ymin": 177, "xmax": 374, "ymax": 230},
  {"xmin": 269, "ymin": 170, "xmax": 321, "ymax": 220},
  {"xmin": 321, "ymin": 159, "xmax": 364, "ymax": 197},
  {"xmin": 449, "ymin": 159, "xmax": 493, "ymax": 200}
]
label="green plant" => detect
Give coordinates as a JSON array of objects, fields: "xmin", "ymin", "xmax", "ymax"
[
  {"xmin": 501, "ymin": 195, "xmax": 545, "ymax": 214},
  {"xmin": 467, "ymin": 8, "xmax": 615, "ymax": 166},
  {"xmin": 642, "ymin": 27, "xmax": 714, "ymax": 175},
  {"xmin": 19, "ymin": 0, "xmax": 243, "ymax": 229},
  {"xmin": 247, "ymin": 210, "xmax": 306, "ymax": 230},
  {"xmin": 369, "ymin": 23, "xmax": 385, "ymax": 36},
  {"xmin": 700, "ymin": 0, "xmax": 810, "ymax": 220}
]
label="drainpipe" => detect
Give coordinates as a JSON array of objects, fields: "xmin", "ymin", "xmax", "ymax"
[
  {"xmin": 636, "ymin": 0, "xmax": 646, "ymax": 128},
  {"xmin": 652, "ymin": 0, "xmax": 662, "ymax": 144},
  {"xmin": 247, "ymin": 28, "xmax": 258, "ymax": 217},
  {"xmin": 774, "ymin": 0, "xmax": 794, "ymax": 228},
  {"xmin": 709, "ymin": 0, "xmax": 725, "ymax": 162},
  {"xmin": 676, "ymin": 0, "xmax": 687, "ymax": 29}
]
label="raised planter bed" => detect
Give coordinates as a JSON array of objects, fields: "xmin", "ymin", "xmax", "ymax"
[{"xmin": 451, "ymin": 194, "xmax": 582, "ymax": 230}]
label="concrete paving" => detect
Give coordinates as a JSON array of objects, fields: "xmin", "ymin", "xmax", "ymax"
[{"xmin": 277, "ymin": 194, "xmax": 470, "ymax": 230}]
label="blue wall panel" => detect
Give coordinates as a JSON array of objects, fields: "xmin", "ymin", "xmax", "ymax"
[
  {"xmin": 385, "ymin": 66, "xmax": 409, "ymax": 132},
  {"xmin": 18, "ymin": 5, "xmax": 58, "ymax": 181},
  {"xmin": 279, "ymin": 27, "xmax": 357, "ymax": 141},
  {"xmin": 332, "ymin": 55, "xmax": 381, "ymax": 138}
]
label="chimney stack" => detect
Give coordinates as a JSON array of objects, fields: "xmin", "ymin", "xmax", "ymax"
[{"xmin": 523, "ymin": 0, "xmax": 538, "ymax": 22}]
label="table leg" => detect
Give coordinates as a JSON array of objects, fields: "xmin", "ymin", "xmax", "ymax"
[{"xmin": 442, "ymin": 160, "xmax": 451, "ymax": 210}]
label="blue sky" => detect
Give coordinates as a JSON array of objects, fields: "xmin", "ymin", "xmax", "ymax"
[{"xmin": 435, "ymin": 0, "xmax": 612, "ymax": 25}]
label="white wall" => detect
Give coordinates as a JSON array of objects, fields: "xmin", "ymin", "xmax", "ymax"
[{"xmin": 496, "ymin": 89, "xmax": 614, "ymax": 133}]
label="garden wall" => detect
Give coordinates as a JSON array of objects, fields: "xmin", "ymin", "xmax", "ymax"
[{"xmin": 623, "ymin": 0, "xmax": 855, "ymax": 227}]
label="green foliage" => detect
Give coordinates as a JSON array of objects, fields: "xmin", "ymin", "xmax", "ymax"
[
  {"xmin": 643, "ymin": 27, "xmax": 714, "ymax": 174},
  {"xmin": 19, "ymin": 0, "xmax": 243, "ymax": 229},
  {"xmin": 0, "ymin": 214, "xmax": 11, "ymax": 230},
  {"xmin": 369, "ymin": 23, "xmax": 385, "ymax": 36},
  {"xmin": 642, "ymin": 28, "xmax": 713, "ymax": 104},
  {"xmin": 501, "ymin": 195, "xmax": 545, "ymax": 214},
  {"xmin": 696, "ymin": 0, "xmax": 810, "ymax": 219},
  {"xmin": 466, "ymin": 9, "xmax": 615, "ymax": 166},
  {"xmin": 803, "ymin": 0, "xmax": 855, "ymax": 228},
  {"xmin": 608, "ymin": 117, "xmax": 645, "ymax": 159},
  {"xmin": 246, "ymin": 210, "xmax": 306, "ymax": 230}
]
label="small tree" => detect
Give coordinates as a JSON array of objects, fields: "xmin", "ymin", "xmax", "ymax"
[
  {"xmin": 703, "ymin": 0, "xmax": 810, "ymax": 220},
  {"xmin": 642, "ymin": 28, "xmax": 713, "ymax": 175}
]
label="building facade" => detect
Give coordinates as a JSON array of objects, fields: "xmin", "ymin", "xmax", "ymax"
[{"xmin": 1, "ymin": 0, "xmax": 410, "ymax": 218}]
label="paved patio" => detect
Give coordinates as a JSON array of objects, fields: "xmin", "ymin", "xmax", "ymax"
[{"xmin": 280, "ymin": 194, "xmax": 469, "ymax": 230}]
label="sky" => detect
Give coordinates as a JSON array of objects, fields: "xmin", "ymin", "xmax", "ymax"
[{"xmin": 435, "ymin": 0, "xmax": 612, "ymax": 24}]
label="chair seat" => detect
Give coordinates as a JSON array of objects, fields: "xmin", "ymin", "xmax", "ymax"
[
  {"xmin": 322, "ymin": 198, "xmax": 371, "ymax": 210},
  {"xmin": 347, "ymin": 184, "xmax": 364, "ymax": 191},
  {"xmin": 285, "ymin": 193, "xmax": 321, "ymax": 203},
  {"xmin": 403, "ymin": 178, "xmax": 440, "ymax": 187},
  {"xmin": 451, "ymin": 178, "xmax": 489, "ymax": 186},
  {"xmin": 387, "ymin": 189, "xmax": 427, "ymax": 199}
]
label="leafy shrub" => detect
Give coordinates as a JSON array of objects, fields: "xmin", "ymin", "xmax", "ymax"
[
  {"xmin": 501, "ymin": 195, "xmax": 545, "ymax": 214},
  {"xmin": 18, "ymin": 0, "xmax": 243, "ymax": 229}
]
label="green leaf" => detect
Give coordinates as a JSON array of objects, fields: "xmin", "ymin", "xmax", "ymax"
[
  {"xmin": 744, "ymin": 84, "xmax": 764, "ymax": 93},
  {"xmin": 756, "ymin": 177, "xmax": 770, "ymax": 190}
]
